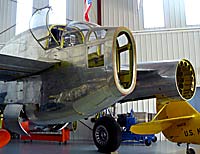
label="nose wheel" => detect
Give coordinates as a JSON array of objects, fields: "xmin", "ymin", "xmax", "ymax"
[{"xmin": 186, "ymin": 144, "xmax": 195, "ymax": 154}]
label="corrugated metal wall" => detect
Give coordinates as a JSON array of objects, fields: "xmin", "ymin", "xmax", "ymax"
[
  {"xmin": 0, "ymin": 0, "xmax": 16, "ymax": 45},
  {"xmin": 102, "ymin": 0, "xmax": 142, "ymax": 30},
  {"xmin": 101, "ymin": 0, "xmax": 188, "ymax": 30},
  {"xmin": 33, "ymin": 0, "xmax": 49, "ymax": 10}
]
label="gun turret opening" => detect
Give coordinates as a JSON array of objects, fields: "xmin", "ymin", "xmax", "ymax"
[
  {"xmin": 176, "ymin": 59, "xmax": 196, "ymax": 100},
  {"xmin": 113, "ymin": 27, "xmax": 137, "ymax": 95}
]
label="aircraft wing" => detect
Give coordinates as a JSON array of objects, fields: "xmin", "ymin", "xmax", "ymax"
[
  {"xmin": 119, "ymin": 68, "xmax": 162, "ymax": 102},
  {"xmin": 130, "ymin": 115, "xmax": 194, "ymax": 134},
  {"xmin": 0, "ymin": 54, "xmax": 58, "ymax": 81},
  {"xmin": 119, "ymin": 59, "xmax": 196, "ymax": 103},
  {"xmin": 136, "ymin": 68, "xmax": 160, "ymax": 79},
  {"xmin": 131, "ymin": 100, "xmax": 198, "ymax": 135}
]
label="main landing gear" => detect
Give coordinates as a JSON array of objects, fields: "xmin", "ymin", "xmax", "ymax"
[
  {"xmin": 93, "ymin": 116, "xmax": 121, "ymax": 153},
  {"xmin": 186, "ymin": 144, "xmax": 195, "ymax": 154}
]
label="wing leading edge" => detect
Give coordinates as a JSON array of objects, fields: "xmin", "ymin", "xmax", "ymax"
[
  {"xmin": 130, "ymin": 101, "xmax": 198, "ymax": 135},
  {"xmin": 0, "ymin": 54, "xmax": 59, "ymax": 81},
  {"xmin": 130, "ymin": 115, "xmax": 194, "ymax": 134}
]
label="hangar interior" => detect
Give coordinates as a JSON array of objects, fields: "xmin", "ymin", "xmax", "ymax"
[{"xmin": 0, "ymin": 0, "xmax": 200, "ymax": 150}]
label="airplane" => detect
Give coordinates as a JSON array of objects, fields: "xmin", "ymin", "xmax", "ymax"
[{"xmin": 0, "ymin": 6, "xmax": 196, "ymax": 153}]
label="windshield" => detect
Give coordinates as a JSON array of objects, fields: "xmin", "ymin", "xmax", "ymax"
[
  {"xmin": 29, "ymin": 7, "xmax": 50, "ymax": 45},
  {"xmin": 29, "ymin": 7, "xmax": 101, "ymax": 50}
]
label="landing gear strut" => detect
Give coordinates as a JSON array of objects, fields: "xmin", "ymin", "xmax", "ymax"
[
  {"xmin": 186, "ymin": 143, "xmax": 195, "ymax": 154},
  {"xmin": 93, "ymin": 116, "xmax": 121, "ymax": 153}
]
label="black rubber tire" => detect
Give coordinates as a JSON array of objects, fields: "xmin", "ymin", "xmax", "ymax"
[
  {"xmin": 144, "ymin": 139, "xmax": 151, "ymax": 146},
  {"xmin": 152, "ymin": 136, "xmax": 157, "ymax": 143},
  {"xmin": 93, "ymin": 116, "xmax": 122, "ymax": 153},
  {"xmin": 187, "ymin": 148, "xmax": 195, "ymax": 154}
]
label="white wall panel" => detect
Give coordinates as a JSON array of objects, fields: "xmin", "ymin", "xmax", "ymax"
[
  {"xmin": 0, "ymin": 0, "xmax": 16, "ymax": 44},
  {"xmin": 102, "ymin": 0, "xmax": 141, "ymax": 30},
  {"xmin": 164, "ymin": 0, "xmax": 186, "ymax": 28},
  {"xmin": 33, "ymin": 0, "xmax": 49, "ymax": 10}
]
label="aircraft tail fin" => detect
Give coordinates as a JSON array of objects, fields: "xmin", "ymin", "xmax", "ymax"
[{"xmin": 130, "ymin": 100, "xmax": 197, "ymax": 135}]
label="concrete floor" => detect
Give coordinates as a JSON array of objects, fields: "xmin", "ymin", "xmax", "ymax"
[{"xmin": 0, "ymin": 139, "xmax": 200, "ymax": 154}]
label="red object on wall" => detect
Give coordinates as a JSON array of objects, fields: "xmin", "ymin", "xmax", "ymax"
[{"xmin": 20, "ymin": 121, "xmax": 70, "ymax": 143}]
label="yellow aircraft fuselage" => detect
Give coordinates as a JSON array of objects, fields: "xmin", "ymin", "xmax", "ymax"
[{"xmin": 163, "ymin": 114, "xmax": 200, "ymax": 144}]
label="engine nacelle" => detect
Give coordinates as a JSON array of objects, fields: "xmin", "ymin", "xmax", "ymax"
[{"xmin": 121, "ymin": 59, "xmax": 196, "ymax": 102}]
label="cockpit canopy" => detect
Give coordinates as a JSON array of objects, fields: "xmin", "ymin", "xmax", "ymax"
[{"xmin": 29, "ymin": 7, "xmax": 100, "ymax": 50}]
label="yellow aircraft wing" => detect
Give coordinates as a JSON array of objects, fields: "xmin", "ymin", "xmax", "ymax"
[
  {"xmin": 130, "ymin": 115, "xmax": 194, "ymax": 134},
  {"xmin": 131, "ymin": 100, "xmax": 198, "ymax": 135}
]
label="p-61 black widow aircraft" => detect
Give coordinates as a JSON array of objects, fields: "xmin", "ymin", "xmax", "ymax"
[{"xmin": 0, "ymin": 7, "xmax": 197, "ymax": 153}]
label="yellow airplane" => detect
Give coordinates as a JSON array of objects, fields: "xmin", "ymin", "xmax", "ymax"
[{"xmin": 131, "ymin": 98, "xmax": 200, "ymax": 154}]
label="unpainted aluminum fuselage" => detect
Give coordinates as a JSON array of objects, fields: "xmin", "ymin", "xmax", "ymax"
[{"xmin": 1, "ymin": 20, "xmax": 137, "ymax": 125}]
